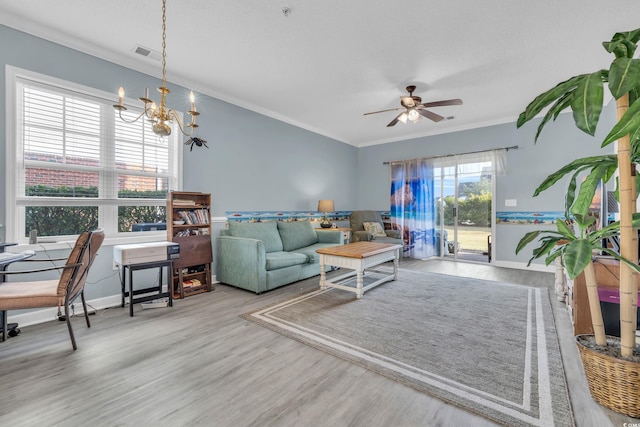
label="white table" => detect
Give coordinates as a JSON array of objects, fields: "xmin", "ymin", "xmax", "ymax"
[{"xmin": 316, "ymin": 242, "xmax": 402, "ymax": 299}]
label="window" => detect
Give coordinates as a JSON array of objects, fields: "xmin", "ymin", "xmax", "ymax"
[{"xmin": 6, "ymin": 67, "xmax": 182, "ymax": 243}]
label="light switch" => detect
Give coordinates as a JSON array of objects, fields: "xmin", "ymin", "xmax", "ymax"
[{"xmin": 505, "ymin": 199, "xmax": 517, "ymax": 207}]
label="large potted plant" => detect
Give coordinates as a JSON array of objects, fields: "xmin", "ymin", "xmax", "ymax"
[{"xmin": 517, "ymin": 28, "xmax": 640, "ymax": 416}]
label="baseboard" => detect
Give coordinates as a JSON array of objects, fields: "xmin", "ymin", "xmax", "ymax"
[
  {"xmin": 7, "ymin": 294, "xmax": 122, "ymax": 328},
  {"xmin": 8, "ymin": 276, "xmax": 220, "ymax": 328},
  {"xmin": 492, "ymin": 260, "xmax": 555, "ymax": 273}
]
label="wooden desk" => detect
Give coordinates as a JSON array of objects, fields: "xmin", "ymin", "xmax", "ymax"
[{"xmin": 316, "ymin": 242, "xmax": 401, "ymax": 299}]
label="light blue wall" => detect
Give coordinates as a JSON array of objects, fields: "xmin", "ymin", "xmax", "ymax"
[
  {"xmin": 0, "ymin": 22, "xmax": 620, "ymax": 306},
  {"xmin": 0, "ymin": 24, "xmax": 358, "ymax": 223},
  {"xmin": 182, "ymin": 102, "xmax": 357, "ymax": 213},
  {"xmin": 357, "ymin": 106, "xmax": 617, "ymax": 265},
  {"xmin": 0, "ymin": 24, "xmax": 357, "ymax": 304}
]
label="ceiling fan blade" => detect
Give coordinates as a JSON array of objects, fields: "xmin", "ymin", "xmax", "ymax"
[
  {"xmin": 401, "ymin": 96, "xmax": 416, "ymax": 108},
  {"xmin": 421, "ymin": 99, "xmax": 463, "ymax": 108},
  {"xmin": 387, "ymin": 113, "xmax": 404, "ymax": 127},
  {"xmin": 418, "ymin": 109, "xmax": 445, "ymax": 122},
  {"xmin": 363, "ymin": 107, "xmax": 403, "ymax": 116}
]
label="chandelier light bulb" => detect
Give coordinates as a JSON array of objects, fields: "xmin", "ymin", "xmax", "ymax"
[{"xmin": 117, "ymin": 87, "xmax": 125, "ymax": 107}]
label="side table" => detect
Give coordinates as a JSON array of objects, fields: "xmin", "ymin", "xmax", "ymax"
[{"xmin": 120, "ymin": 259, "xmax": 173, "ymax": 317}]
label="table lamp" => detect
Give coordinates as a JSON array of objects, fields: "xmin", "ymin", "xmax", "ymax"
[{"xmin": 317, "ymin": 200, "xmax": 335, "ymax": 228}]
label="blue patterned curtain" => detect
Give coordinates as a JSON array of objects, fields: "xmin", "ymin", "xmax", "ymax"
[{"xmin": 390, "ymin": 158, "xmax": 437, "ymax": 258}]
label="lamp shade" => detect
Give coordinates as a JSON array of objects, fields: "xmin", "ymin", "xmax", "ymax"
[{"xmin": 317, "ymin": 200, "xmax": 335, "ymax": 213}]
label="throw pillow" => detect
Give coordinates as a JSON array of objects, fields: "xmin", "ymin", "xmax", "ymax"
[{"xmin": 363, "ymin": 221, "xmax": 387, "ymax": 237}]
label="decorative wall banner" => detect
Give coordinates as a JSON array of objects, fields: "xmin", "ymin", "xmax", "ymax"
[
  {"xmin": 496, "ymin": 211, "xmax": 564, "ymax": 225},
  {"xmin": 226, "ymin": 210, "xmax": 352, "ymax": 224}
]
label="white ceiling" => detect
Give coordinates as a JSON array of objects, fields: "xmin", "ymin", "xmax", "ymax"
[{"xmin": 2, "ymin": 1, "xmax": 639, "ymax": 147}]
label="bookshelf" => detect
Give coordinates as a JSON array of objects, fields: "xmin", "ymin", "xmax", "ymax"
[{"xmin": 167, "ymin": 191, "xmax": 213, "ymax": 298}]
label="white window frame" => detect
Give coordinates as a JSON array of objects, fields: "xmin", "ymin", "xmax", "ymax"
[{"xmin": 5, "ymin": 65, "xmax": 183, "ymax": 244}]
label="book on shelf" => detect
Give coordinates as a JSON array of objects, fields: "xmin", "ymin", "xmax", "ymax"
[
  {"xmin": 173, "ymin": 228, "xmax": 210, "ymax": 237},
  {"xmin": 183, "ymin": 279, "xmax": 202, "ymax": 288},
  {"xmin": 176, "ymin": 209, "xmax": 209, "ymax": 225},
  {"xmin": 173, "ymin": 198, "xmax": 196, "ymax": 206}
]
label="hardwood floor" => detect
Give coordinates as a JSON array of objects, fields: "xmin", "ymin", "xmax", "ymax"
[{"xmin": 0, "ymin": 259, "xmax": 636, "ymax": 426}]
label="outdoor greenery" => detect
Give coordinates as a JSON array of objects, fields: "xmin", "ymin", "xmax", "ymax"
[
  {"xmin": 25, "ymin": 185, "xmax": 167, "ymax": 236},
  {"xmin": 26, "ymin": 206, "xmax": 99, "ymax": 237},
  {"xmin": 436, "ymin": 177, "xmax": 492, "ymax": 227}
]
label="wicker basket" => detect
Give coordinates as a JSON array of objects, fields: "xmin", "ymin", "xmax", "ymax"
[{"xmin": 576, "ymin": 334, "xmax": 640, "ymax": 417}]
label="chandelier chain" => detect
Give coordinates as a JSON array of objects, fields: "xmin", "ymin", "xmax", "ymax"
[{"xmin": 161, "ymin": 0, "xmax": 167, "ymax": 87}]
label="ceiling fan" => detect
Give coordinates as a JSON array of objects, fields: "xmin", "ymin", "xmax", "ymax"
[{"xmin": 364, "ymin": 85, "xmax": 463, "ymax": 127}]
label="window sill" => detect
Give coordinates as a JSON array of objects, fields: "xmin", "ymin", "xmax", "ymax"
[{"xmin": 8, "ymin": 232, "xmax": 168, "ymax": 252}]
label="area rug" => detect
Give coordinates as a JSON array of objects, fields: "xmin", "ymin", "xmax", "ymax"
[{"xmin": 241, "ymin": 268, "xmax": 574, "ymax": 427}]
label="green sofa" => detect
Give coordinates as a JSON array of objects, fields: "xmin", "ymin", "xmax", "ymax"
[{"xmin": 216, "ymin": 219, "xmax": 343, "ymax": 294}]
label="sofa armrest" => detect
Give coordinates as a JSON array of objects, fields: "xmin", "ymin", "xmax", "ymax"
[
  {"xmin": 216, "ymin": 236, "xmax": 267, "ymax": 293},
  {"xmin": 316, "ymin": 230, "xmax": 344, "ymax": 244},
  {"xmin": 385, "ymin": 229, "xmax": 401, "ymax": 239},
  {"xmin": 353, "ymin": 230, "xmax": 373, "ymax": 242}
]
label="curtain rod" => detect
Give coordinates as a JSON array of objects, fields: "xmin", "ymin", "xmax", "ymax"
[{"xmin": 382, "ymin": 145, "xmax": 519, "ymax": 165}]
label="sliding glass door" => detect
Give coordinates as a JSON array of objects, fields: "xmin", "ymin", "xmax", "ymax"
[
  {"xmin": 391, "ymin": 149, "xmax": 503, "ymax": 262},
  {"xmin": 435, "ymin": 158, "xmax": 494, "ymax": 263}
]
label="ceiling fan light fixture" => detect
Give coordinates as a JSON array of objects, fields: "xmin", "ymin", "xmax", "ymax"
[
  {"xmin": 407, "ymin": 108, "xmax": 420, "ymax": 122},
  {"xmin": 398, "ymin": 112, "xmax": 408, "ymax": 124}
]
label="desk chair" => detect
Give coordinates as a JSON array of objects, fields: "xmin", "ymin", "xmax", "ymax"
[{"xmin": 0, "ymin": 229, "xmax": 104, "ymax": 350}]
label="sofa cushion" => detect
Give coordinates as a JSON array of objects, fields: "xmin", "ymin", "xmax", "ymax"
[
  {"xmin": 265, "ymin": 251, "xmax": 308, "ymax": 270},
  {"xmin": 291, "ymin": 243, "xmax": 338, "ymax": 264},
  {"xmin": 276, "ymin": 220, "xmax": 318, "ymax": 251},
  {"xmin": 228, "ymin": 221, "xmax": 283, "ymax": 253}
]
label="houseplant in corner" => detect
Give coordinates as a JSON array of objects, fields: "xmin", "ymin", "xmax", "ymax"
[{"xmin": 517, "ymin": 28, "xmax": 640, "ymax": 416}]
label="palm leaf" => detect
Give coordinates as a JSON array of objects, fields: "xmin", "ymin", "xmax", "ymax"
[
  {"xmin": 532, "ymin": 155, "xmax": 617, "ymax": 196},
  {"xmin": 572, "ymin": 213, "xmax": 596, "ymax": 231},
  {"xmin": 603, "ymin": 29, "xmax": 640, "ymax": 58},
  {"xmin": 609, "ymin": 58, "xmax": 640, "ymax": 99},
  {"xmin": 563, "ymin": 239, "xmax": 594, "ymax": 279},
  {"xmin": 565, "ymin": 171, "xmax": 579, "ymax": 218},
  {"xmin": 532, "ymin": 237, "xmax": 563, "ymax": 260},
  {"xmin": 570, "ymin": 165, "xmax": 609, "ymax": 217},
  {"xmin": 556, "ymin": 218, "xmax": 575, "ymax": 238},
  {"xmin": 517, "ymin": 75, "xmax": 584, "ymax": 127},
  {"xmin": 535, "ymin": 93, "xmax": 572, "ymax": 142},
  {"xmin": 602, "ymin": 93, "xmax": 640, "ymax": 146},
  {"xmin": 545, "ymin": 248, "xmax": 565, "ymax": 266},
  {"xmin": 516, "ymin": 230, "xmax": 542, "ymax": 254},
  {"xmin": 571, "ymin": 71, "xmax": 604, "ymax": 135}
]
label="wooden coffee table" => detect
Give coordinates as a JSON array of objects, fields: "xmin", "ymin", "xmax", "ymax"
[{"xmin": 316, "ymin": 241, "xmax": 402, "ymax": 299}]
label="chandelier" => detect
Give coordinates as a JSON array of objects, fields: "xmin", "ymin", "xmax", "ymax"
[{"xmin": 113, "ymin": 0, "xmax": 199, "ymax": 137}]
